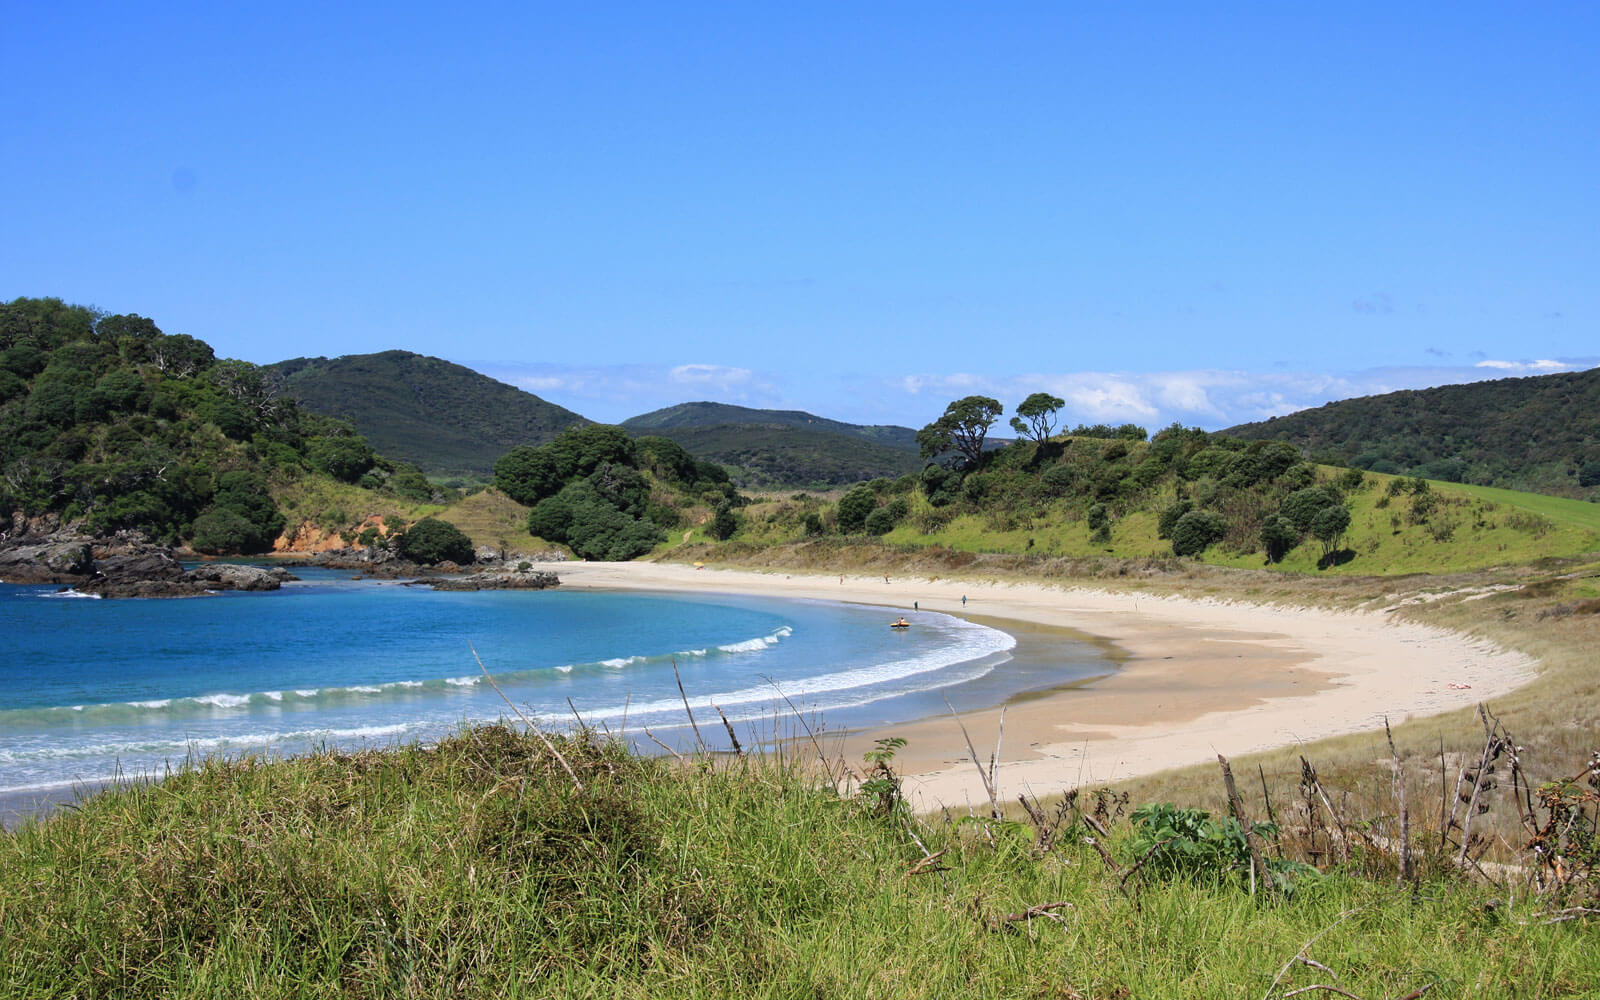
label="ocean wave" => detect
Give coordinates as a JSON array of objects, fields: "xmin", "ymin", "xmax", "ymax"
[
  {"xmin": 551, "ymin": 616, "xmax": 1015, "ymax": 727},
  {"xmin": 4, "ymin": 624, "xmax": 798, "ymax": 728},
  {"xmin": 35, "ymin": 589, "xmax": 101, "ymax": 600},
  {"xmin": 0, "ymin": 720, "xmax": 426, "ymax": 771}
]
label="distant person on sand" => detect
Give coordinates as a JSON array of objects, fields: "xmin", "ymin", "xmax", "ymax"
[
  {"xmin": 913, "ymin": 601, "xmax": 918, "ymax": 612},
  {"xmin": 885, "ymin": 575, "xmax": 890, "ymax": 585},
  {"xmin": 961, "ymin": 594, "xmax": 967, "ymax": 606}
]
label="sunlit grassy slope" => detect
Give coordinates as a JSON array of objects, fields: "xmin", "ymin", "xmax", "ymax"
[{"xmin": 863, "ymin": 469, "xmax": 1600, "ymax": 575}]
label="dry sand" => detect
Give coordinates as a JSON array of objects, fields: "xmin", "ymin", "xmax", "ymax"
[{"xmin": 545, "ymin": 560, "xmax": 1537, "ymax": 813}]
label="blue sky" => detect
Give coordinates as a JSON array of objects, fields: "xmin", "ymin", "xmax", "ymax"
[{"xmin": 4, "ymin": 4, "xmax": 1595, "ymax": 431}]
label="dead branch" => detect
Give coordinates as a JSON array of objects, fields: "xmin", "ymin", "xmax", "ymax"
[
  {"xmin": 711, "ymin": 702, "xmax": 743, "ymax": 758},
  {"xmin": 1220, "ymin": 754, "xmax": 1271, "ymax": 896},
  {"xmin": 906, "ymin": 848, "xmax": 949, "ymax": 876},
  {"xmin": 944, "ymin": 696, "xmax": 999, "ymax": 818},
  {"xmin": 987, "ymin": 900, "xmax": 1073, "ymax": 931},
  {"xmin": 671, "ymin": 657, "xmax": 707, "ymax": 752},
  {"xmin": 1385, "ymin": 717, "xmax": 1412, "ymax": 887}
]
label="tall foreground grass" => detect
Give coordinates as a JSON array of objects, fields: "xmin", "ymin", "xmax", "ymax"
[{"xmin": 3, "ymin": 726, "xmax": 1596, "ymax": 998}]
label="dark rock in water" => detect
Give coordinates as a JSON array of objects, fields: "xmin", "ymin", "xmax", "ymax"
[
  {"xmin": 185, "ymin": 564, "xmax": 297, "ymax": 591},
  {"xmin": 425, "ymin": 571, "xmax": 561, "ymax": 592},
  {"xmin": 0, "ymin": 542, "xmax": 93, "ymax": 583},
  {"xmin": 1, "ymin": 521, "xmax": 295, "ymax": 597}
]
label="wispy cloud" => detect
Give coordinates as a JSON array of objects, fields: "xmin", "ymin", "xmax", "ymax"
[
  {"xmin": 458, "ymin": 356, "xmax": 1600, "ymax": 434},
  {"xmin": 458, "ymin": 360, "xmax": 786, "ymax": 423},
  {"xmin": 1474, "ymin": 359, "xmax": 1573, "ymax": 373}
]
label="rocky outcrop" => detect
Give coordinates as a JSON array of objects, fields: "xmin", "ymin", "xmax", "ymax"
[
  {"xmin": 185, "ymin": 563, "xmax": 297, "ymax": 592},
  {"xmin": 1, "ymin": 521, "xmax": 297, "ymax": 598},
  {"xmin": 424, "ymin": 571, "xmax": 561, "ymax": 591}
]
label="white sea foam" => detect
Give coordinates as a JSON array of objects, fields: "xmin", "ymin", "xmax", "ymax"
[
  {"xmin": 554, "ymin": 665, "xmax": 573, "ymax": 674},
  {"xmin": 128, "ymin": 698, "xmax": 171, "ymax": 709},
  {"xmin": 37, "ymin": 589, "xmax": 100, "ymax": 600},
  {"xmin": 195, "ymin": 693, "xmax": 251, "ymax": 709},
  {"xmin": 348, "ymin": 685, "xmax": 381, "ymax": 694},
  {"xmin": 444, "ymin": 676, "xmax": 478, "ymax": 687},
  {"xmin": 583, "ymin": 615, "xmax": 1013, "ymax": 723}
]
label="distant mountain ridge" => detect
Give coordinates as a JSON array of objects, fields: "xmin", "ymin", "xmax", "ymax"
[
  {"xmin": 1225, "ymin": 367, "xmax": 1600, "ymax": 499},
  {"xmin": 622, "ymin": 401, "xmax": 919, "ymax": 449},
  {"xmin": 621, "ymin": 402, "xmax": 922, "ymax": 488},
  {"xmin": 267, "ymin": 351, "xmax": 586, "ymax": 478}
]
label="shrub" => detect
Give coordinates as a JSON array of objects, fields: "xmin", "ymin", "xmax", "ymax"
[
  {"xmin": 864, "ymin": 507, "xmax": 895, "ymax": 536},
  {"xmin": 190, "ymin": 509, "xmax": 268, "ymax": 555},
  {"xmin": 398, "ymin": 518, "xmax": 475, "ymax": 565},
  {"xmin": 1157, "ymin": 499, "xmax": 1194, "ymax": 540},
  {"xmin": 1170, "ymin": 509, "xmax": 1228, "ymax": 557},
  {"xmin": 836, "ymin": 485, "xmax": 876, "ymax": 534}
]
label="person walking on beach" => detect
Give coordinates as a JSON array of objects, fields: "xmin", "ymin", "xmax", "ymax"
[
  {"xmin": 913, "ymin": 601, "xmax": 918, "ymax": 612},
  {"xmin": 961, "ymin": 594, "xmax": 967, "ymax": 606}
]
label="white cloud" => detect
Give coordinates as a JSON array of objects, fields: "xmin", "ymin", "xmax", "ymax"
[
  {"xmin": 669, "ymin": 363, "xmax": 755, "ymax": 387},
  {"xmin": 1476, "ymin": 359, "xmax": 1575, "ymax": 373}
]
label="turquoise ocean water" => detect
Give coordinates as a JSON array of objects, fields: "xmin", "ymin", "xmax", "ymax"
[{"xmin": 0, "ymin": 568, "xmax": 1107, "ymax": 798}]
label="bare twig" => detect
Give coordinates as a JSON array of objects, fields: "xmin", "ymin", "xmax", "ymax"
[
  {"xmin": 1282, "ymin": 987, "xmax": 1365, "ymax": 999},
  {"xmin": 1081, "ymin": 816, "xmax": 1123, "ymax": 875},
  {"xmin": 945, "ymin": 696, "xmax": 999, "ymax": 818},
  {"xmin": 671, "ymin": 657, "xmax": 706, "ymax": 752},
  {"xmin": 764, "ymin": 677, "xmax": 840, "ymax": 785},
  {"xmin": 641, "ymin": 726, "xmax": 687, "ymax": 763},
  {"xmin": 1385, "ymin": 717, "xmax": 1412, "ymax": 887},
  {"xmin": 906, "ymin": 848, "xmax": 949, "ymax": 876},
  {"xmin": 712, "ymin": 702, "xmax": 743, "ymax": 758},
  {"xmin": 472, "ymin": 643, "xmax": 583, "ymax": 793},
  {"xmin": 987, "ymin": 900, "xmax": 1073, "ymax": 931},
  {"xmin": 1262, "ymin": 906, "xmax": 1369, "ymax": 1000},
  {"xmin": 1119, "ymin": 836, "xmax": 1180, "ymax": 889}
]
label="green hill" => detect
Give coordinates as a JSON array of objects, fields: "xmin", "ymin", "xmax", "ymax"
[
  {"xmin": 720, "ymin": 420, "xmax": 1600, "ymax": 577},
  {"xmin": 268, "ymin": 351, "xmax": 586, "ymax": 479},
  {"xmin": 621, "ymin": 402, "xmax": 921, "ymax": 488},
  {"xmin": 1224, "ymin": 367, "xmax": 1600, "ymax": 500},
  {"xmin": 0, "ymin": 297, "xmax": 431, "ymax": 554}
]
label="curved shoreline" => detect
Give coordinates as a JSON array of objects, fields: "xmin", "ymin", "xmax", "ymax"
[{"xmin": 546, "ymin": 560, "xmax": 1538, "ymax": 812}]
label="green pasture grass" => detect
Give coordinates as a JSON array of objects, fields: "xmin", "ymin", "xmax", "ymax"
[
  {"xmin": 4, "ymin": 727, "xmax": 1595, "ymax": 998},
  {"xmin": 864, "ymin": 472, "xmax": 1600, "ymax": 577}
]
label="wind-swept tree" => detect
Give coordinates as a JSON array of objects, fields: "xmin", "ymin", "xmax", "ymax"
[
  {"xmin": 917, "ymin": 395, "xmax": 1002, "ymax": 468},
  {"xmin": 1009, "ymin": 392, "xmax": 1065, "ymax": 443}
]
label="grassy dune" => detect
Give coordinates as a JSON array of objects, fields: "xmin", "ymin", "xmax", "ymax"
[{"xmin": 3, "ymin": 727, "xmax": 1595, "ymax": 998}]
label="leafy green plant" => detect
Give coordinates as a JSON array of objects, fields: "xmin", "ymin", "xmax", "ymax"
[
  {"xmin": 1124, "ymin": 802, "xmax": 1316, "ymax": 895},
  {"xmin": 859, "ymin": 736, "xmax": 907, "ymax": 816}
]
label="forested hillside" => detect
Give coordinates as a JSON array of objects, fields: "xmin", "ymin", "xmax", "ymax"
[
  {"xmin": 0, "ymin": 297, "xmax": 432, "ymax": 553},
  {"xmin": 621, "ymin": 402, "xmax": 921, "ymax": 488},
  {"xmin": 268, "ymin": 351, "xmax": 586, "ymax": 479},
  {"xmin": 1225, "ymin": 368, "xmax": 1600, "ymax": 499}
]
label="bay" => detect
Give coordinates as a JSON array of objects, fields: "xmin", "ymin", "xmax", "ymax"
[{"xmin": 0, "ymin": 568, "xmax": 1109, "ymax": 797}]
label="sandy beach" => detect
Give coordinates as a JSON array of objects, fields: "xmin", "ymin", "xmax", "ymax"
[{"xmin": 547, "ymin": 560, "xmax": 1538, "ymax": 813}]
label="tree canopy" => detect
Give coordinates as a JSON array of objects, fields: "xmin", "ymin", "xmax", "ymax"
[
  {"xmin": 1009, "ymin": 392, "xmax": 1064, "ymax": 443},
  {"xmin": 917, "ymin": 396, "xmax": 1003, "ymax": 467}
]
